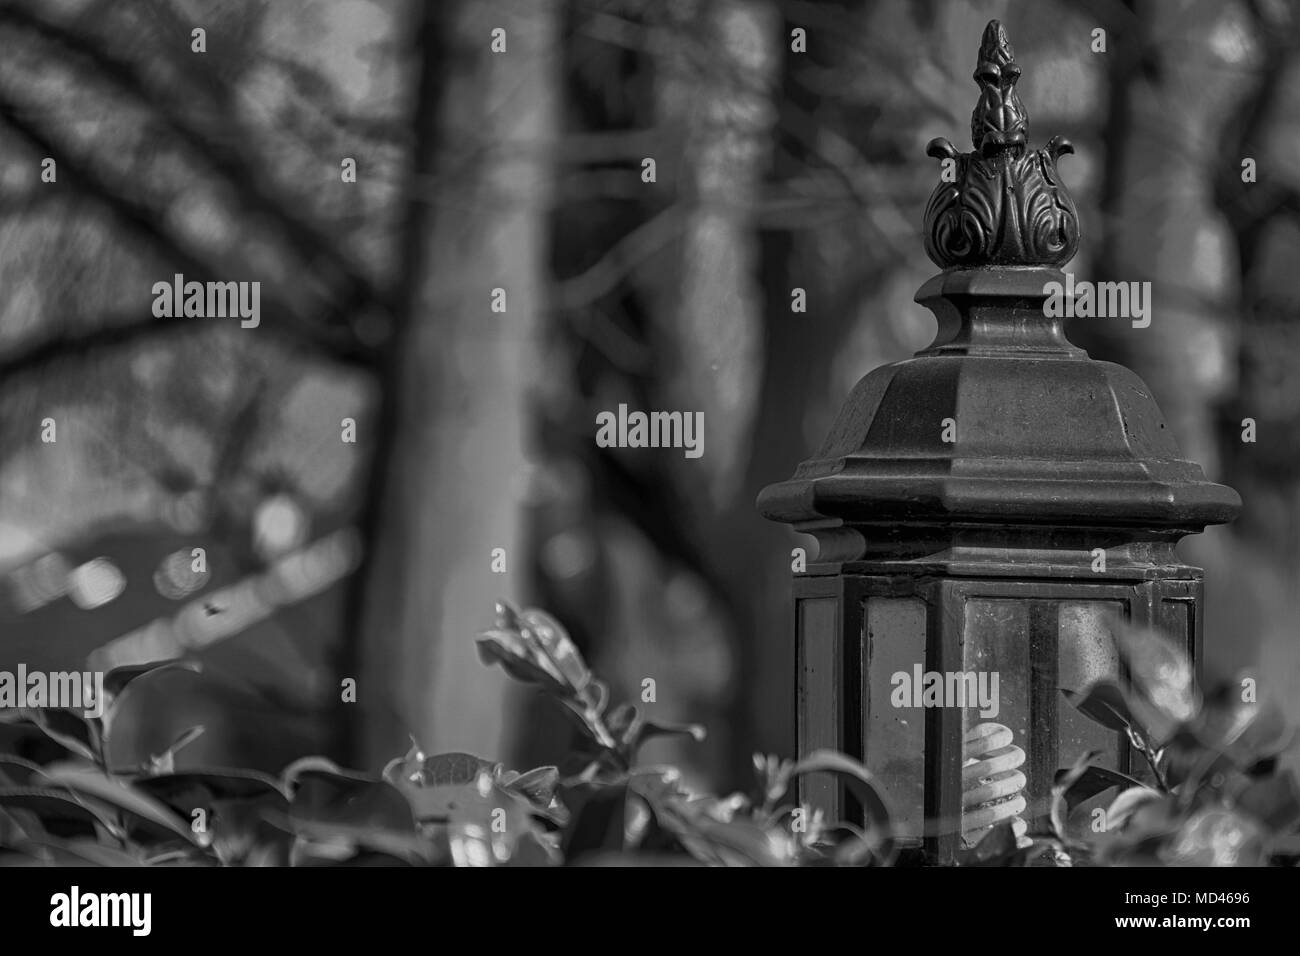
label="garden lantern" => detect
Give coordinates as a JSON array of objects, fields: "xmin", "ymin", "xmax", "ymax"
[{"xmin": 757, "ymin": 21, "xmax": 1240, "ymax": 864}]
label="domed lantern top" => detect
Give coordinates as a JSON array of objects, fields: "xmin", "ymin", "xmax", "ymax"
[{"xmin": 757, "ymin": 20, "xmax": 1239, "ymax": 865}]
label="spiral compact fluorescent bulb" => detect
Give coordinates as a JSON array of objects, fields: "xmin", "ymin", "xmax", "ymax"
[{"xmin": 961, "ymin": 721, "xmax": 1028, "ymax": 847}]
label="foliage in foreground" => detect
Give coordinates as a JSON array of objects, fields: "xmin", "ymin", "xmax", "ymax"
[
  {"xmin": 965, "ymin": 626, "xmax": 1300, "ymax": 867},
  {"xmin": 0, "ymin": 602, "xmax": 893, "ymax": 866},
  {"xmin": 2, "ymin": 604, "xmax": 1298, "ymax": 866}
]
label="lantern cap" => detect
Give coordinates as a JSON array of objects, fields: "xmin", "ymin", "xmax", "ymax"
[
  {"xmin": 923, "ymin": 20, "xmax": 1080, "ymax": 269},
  {"xmin": 754, "ymin": 279, "xmax": 1243, "ymax": 563},
  {"xmin": 757, "ymin": 21, "xmax": 1240, "ymax": 565}
]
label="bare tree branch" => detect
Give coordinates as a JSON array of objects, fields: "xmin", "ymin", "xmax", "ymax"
[
  {"xmin": 0, "ymin": 90, "xmax": 379, "ymax": 375},
  {"xmin": 0, "ymin": 3, "xmax": 394, "ymax": 318}
]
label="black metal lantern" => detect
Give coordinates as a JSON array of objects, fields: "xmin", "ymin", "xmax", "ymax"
[{"xmin": 757, "ymin": 21, "xmax": 1240, "ymax": 864}]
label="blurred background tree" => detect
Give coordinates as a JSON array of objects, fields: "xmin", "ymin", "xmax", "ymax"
[{"xmin": 1, "ymin": 0, "xmax": 1297, "ymax": 790}]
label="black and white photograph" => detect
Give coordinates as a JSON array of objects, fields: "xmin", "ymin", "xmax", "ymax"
[{"xmin": 0, "ymin": 0, "xmax": 1293, "ymax": 936}]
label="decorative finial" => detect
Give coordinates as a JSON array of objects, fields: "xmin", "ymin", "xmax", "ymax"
[{"xmin": 922, "ymin": 20, "xmax": 1079, "ymax": 269}]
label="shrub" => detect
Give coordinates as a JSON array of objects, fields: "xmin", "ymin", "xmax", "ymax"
[
  {"xmin": 0, "ymin": 602, "xmax": 893, "ymax": 866},
  {"xmin": 964, "ymin": 625, "xmax": 1300, "ymax": 866},
  {"xmin": 2, "ymin": 606, "xmax": 1295, "ymax": 866}
]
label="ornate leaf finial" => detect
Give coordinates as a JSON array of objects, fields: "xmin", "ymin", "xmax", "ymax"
[
  {"xmin": 970, "ymin": 20, "xmax": 1024, "ymax": 154},
  {"xmin": 978, "ymin": 19, "xmax": 1015, "ymax": 63},
  {"xmin": 923, "ymin": 20, "xmax": 1079, "ymax": 269}
]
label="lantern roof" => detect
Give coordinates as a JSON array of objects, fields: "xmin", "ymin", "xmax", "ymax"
[{"xmin": 757, "ymin": 20, "xmax": 1240, "ymax": 564}]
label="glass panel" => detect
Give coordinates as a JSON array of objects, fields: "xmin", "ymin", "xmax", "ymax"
[
  {"xmin": 960, "ymin": 598, "xmax": 1127, "ymax": 841},
  {"xmin": 797, "ymin": 598, "xmax": 839, "ymax": 814},
  {"xmin": 961, "ymin": 600, "xmax": 1032, "ymax": 843},
  {"xmin": 1057, "ymin": 602, "xmax": 1124, "ymax": 836},
  {"xmin": 1058, "ymin": 601, "xmax": 1122, "ymax": 768},
  {"xmin": 864, "ymin": 596, "xmax": 926, "ymax": 839},
  {"xmin": 1134, "ymin": 598, "xmax": 1195, "ymax": 790},
  {"xmin": 1157, "ymin": 598, "xmax": 1194, "ymax": 660},
  {"xmin": 961, "ymin": 600, "xmax": 1030, "ymax": 742}
]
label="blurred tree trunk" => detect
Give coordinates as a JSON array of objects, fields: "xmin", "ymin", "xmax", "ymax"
[
  {"xmin": 645, "ymin": 0, "xmax": 782, "ymax": 782},
  {"xmin": 1076, "ymin": 0, "xmax": 1258, "ymax": 681},
  {"xmin": 347, "ymin": 0, "xmax": 558, "ymax": 766},
  {"xmin": 1209, "ymin": 2, "xmax": 1300, "ymax": 758},
  {"xmin": 1214, "ymin": 5, "xmax": 1300, "ymax": 577}
]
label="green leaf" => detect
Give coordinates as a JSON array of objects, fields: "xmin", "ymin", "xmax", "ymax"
[
  {"xmin": 135, "ymin": 767, "xmax": 286, "ymax": 804},
  {"xmin": 446, "ymin": 778, "xmax": 540, "ymax": 866},
  {"xmin": 1061, "ymin": 765, "xmax": 1146, "ymax": 815},
  {"xmin": 605, "ymin": 704, "xmax": 638, "ymax": 741},
  {"xmin": 654, "ymin": 802, "xmax": 789, "ymax": 867},
  {"xmin": 145, "ymin": 725, "xmax": 206, "ymax": 775},
  {"xmin": 36, "ymin": 766, "xmax": 199, "ymax": 845},
  {"xmin": 406, "ymin": 752, "xmax": 498, "ymax": 788},
  {"xmin": 0, "ymin": 787, "xmax": 120, "ymax": 840},
  {"xmin": 1117, "ymin": 627, "xmax": 1199, "ymax": 724},
  {"xmin": 135, "ymin": 768, "xmax": 291, "ymax": 864},
  {"xmin": 476, "ymin": 603, "xmax": 596, "ymax": 705},
  {"xmin": 493, "ymin": 599, "xmax": 523, "ymax": 632},
  {"xmin": 4, "ymin": 709, "xmax": 98, "ymax": 763},
  {"xmin": 286, "ymin": 764, "xmax": 416, "ymax": 833},
  {"xmin": 506, "ymin": 829, "xmax": 563, "ymax": 866},
  {"xmin": 1061, "ymin": 682, "xmax": 1133, "ymax": 733},
  {"xmin": 269, "ymin": 813, "xmax": 438, "ymax": 866},
  {"xmin": 403, "ymin": 782, "xmax": 484, "ymax": 821},
  {"xmin": 1161, "ymin": 808, "xmax": 1264, "ymax": 866},
  {"xmin": 560, "ymin": 784, "xmax": 629, "ymax": 860},
  {"xmin": 21, "ymin": 837, "xmax": 144, "ymax": 866},
  {"xmin": 570, "ymin": 851, "xmax": 706, "ymax": 866},
  {"xmin": 0, "ymin": 850, "xmax": 51, "ymax": 866},
  {"xmin": 1162, "ymin": 725, "xmax": 1232, "ymax": 788},
  {"xmin": 380, "ymin": 737, "xmax": 422, "ymax": 786},
  {"xmin": 785, "ymin": 751, "xmax": 894, "ymax": 865},
  {"xmin": 957, "ymin": 820, "xmax": 1021, "ymax": 866},
  {"xmin": 1050, "ymin": 750, "xmax": 1101, "ymax": 840},
  {"xmin": 100, "ymin": 664, "xmax": 214, "ymax": 767},
  {"xmin": 500, "ymin": 766, "xmax": 560, "ymax": 807},
  {"xmin": 475, "ymin": 627, "xmax": 567, "ymax": 691},
  {"xmin": 519, "ymin": 608, "xmax": 592, "ymax": 696},
  {"xmin": 788, "ymin": 751, "xmax": 889, "ymax": 825},
  {"xmin": 213, "ymin": 798, "xmax": 292, "ymax": 864},
  {"xmin": 1104, "ymin": 786, "xmax": 1162, "ymax": 831},
  {"xmin": 281, "ymin": 756, "xmax": 348, "ymax": 787},
  {"xmin": 0, "ymin": 755, "xmax": 42, "ymax": 787},
  {"xmin": 103, "ymin": 660, "xmax": 203, "ymax": 699},
  {"xmin": 1232, "ymin": 701, "xmax": 1296, "ymax": 761}
]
